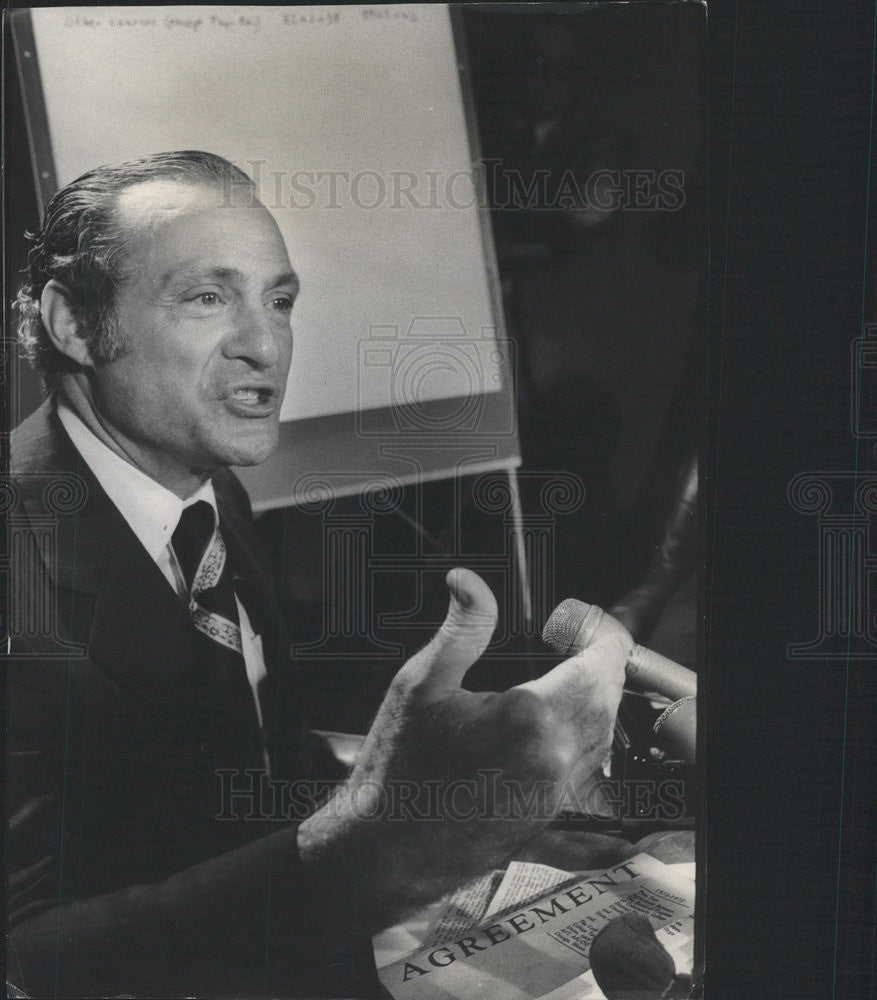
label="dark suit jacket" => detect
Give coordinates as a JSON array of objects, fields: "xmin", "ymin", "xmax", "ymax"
[{"xmin": 7, "ymin": 400, "xmax": 376, "ymax": 998}]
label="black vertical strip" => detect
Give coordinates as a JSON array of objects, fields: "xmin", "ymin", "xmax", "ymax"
[{"xmin": 10, "ymin": 9, "xmax": 57, "ymax": 214}]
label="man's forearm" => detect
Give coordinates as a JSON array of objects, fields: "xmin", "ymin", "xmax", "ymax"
[
  {"xmin": 9, "ymin": 824, "xmax": 327, "ymax": 999},
  {"xmin": 297, "ymin": 784, "xmax": 444, "ymax": 946},
  {"xmin": 296, "ymin": 777, "xmax": 545, "ymax": 949}
]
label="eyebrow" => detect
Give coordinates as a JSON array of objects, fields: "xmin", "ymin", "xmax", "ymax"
[{"xmin": 158, "ymin": 266, "xmax": 300, "ymax": 294}]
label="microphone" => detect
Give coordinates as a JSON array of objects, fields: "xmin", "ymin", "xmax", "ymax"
[
  {"xmin": 542, "ymin": 599, "xmax": 697, "ymax": 763},
  {"xmin": 589, "ymin": 912, "xmax": 679, "ymax": 1000},
  {"xmin": 542, "ymin": 598, "xmax": 697, "ymax": 701}
]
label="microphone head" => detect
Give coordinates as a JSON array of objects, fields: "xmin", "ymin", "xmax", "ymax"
[
  {"xmin": 589, "ymin": 913, "xmax": 676, "ymax": 1000},
  {"xmin": 541, "ymin": 598, "xmax": 591, "ymax": 654}
]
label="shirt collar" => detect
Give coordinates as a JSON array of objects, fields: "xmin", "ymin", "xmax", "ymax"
[{"xmin": 57, "ymin": 398, "xmax": 218, "ymax": 563}]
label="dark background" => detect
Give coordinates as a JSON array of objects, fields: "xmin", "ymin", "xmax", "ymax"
[
  {"xmin": 702, "ymin": 4, "xmax": 875, "ymax": 1000},
  {"xmin": 3, "ymin": 2, "xmax": 876, "ymax": 999}
]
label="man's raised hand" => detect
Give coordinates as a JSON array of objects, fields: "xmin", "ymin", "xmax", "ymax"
[{"xmin": 298, "ymin": 568, "xmax": 627, "ymax": 937}]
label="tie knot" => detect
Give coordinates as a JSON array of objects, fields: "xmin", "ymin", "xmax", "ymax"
[{"xmin": 172, "ymin": 500, "xmax": 216, "ymax": 593}]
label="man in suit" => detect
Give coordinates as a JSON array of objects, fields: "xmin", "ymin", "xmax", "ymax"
[{"xmin": 7, "ymin": 151, "xmax": 628, "ymax": 998}]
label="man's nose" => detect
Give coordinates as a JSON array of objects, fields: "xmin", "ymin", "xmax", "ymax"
[{"xmin": 225, "ymin": 302, "xmax": 284, "ymax": 368}]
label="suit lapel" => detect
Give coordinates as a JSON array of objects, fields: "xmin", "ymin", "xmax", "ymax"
[{"xmin": 13, "ymin": 402, "xmax": 212, "ymax": 692}]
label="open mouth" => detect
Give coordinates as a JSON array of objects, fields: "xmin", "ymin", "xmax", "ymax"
[
  {"xmin": 232, "ymin": 387, "xmax": 272, "ymax": 405},
  {"xmin": 225, "ymin": 385, "xmax": 278, "ymax": 415}
]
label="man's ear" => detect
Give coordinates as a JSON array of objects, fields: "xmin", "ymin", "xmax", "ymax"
[{"xmin": 40, "ymin": 280, "xmax": 95, "ymax": 368}]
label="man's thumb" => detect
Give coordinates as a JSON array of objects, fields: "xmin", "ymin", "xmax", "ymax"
[{"xmin": 417, "ymin": 568, "xmax": 498, "ymax": 690}]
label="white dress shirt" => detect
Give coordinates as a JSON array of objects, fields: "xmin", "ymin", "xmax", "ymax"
[{"xmin": 57, "ymin": 400, "xmax": 268, "ymax": 728}]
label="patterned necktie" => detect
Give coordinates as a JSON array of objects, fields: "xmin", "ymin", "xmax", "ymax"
[
  {"xmin": 172, "ymin": 500, "xmax": 242, "ymax": 654},
  {"xmin": 172, "ymin": 500, "xmax": 271, "ymax": 773}
]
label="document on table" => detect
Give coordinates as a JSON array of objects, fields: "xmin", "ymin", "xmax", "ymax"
[{"xmin": 375, "ymin": 853, "xmax": 695, "ymax": 1000}]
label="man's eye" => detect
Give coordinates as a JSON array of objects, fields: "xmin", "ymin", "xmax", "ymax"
[
  {"xmin": 183, "ymin": 290, "xmax": 224, "ymax": 309},
  {"xmin": 269, "ymin": 296, "xmax": 294, "ymax": 313}
]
